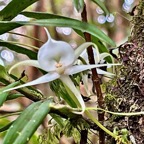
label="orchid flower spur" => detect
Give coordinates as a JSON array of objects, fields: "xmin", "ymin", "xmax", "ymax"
[{"xmin": 4, "ymin": 28, "xmax": 119, "ymax": 113}]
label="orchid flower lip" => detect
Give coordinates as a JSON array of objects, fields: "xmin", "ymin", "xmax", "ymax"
[{"xmin": 38, "ymin": 28, "xmax": 75, "ymax": 72}]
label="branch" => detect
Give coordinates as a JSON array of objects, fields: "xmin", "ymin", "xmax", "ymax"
[{"xmin": 81, "ymin": 3, "xmax": 105, "ymax": 144}]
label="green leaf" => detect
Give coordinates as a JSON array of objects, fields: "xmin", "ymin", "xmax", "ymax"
[
  {"xmin": 6, "ymin": 93, "xmax": 23, "ymax": 100},
  {"xmin": 0, "ymin": 0, "xmax": 38, "ymax": 21},
  {"xmin": 0, "ymin": 12, "xmax": 115, "ymax": 46},
  {"xmin": 73, "ymin": 0, "xmax": 84, "ymax": 12},
  {"xmin": 3, "ymin": 98, "xmax": 53, "ymax": 144},
  {"xmin": 0, "ymin": 41, "xmax": 37, "ymax": 60},
  {"xmin": 0, "ymin": 121, "xmax": 14, "ymax": 132},
  {"xmin": 91, "ymin": 0, "xmax": 109, "ymax": 15},
  {"xmin": 0, "ymin": 81, "xmax": 20, "ymax": 106},
  {"xmin": 0, "ymin": 22, "xmax": 21, "ymax": 34},
  {"xmin": 0, "ymin": 73, "xmax": 44, "ymax": 101},
  {"xmin": 50, "ymin": 114, "xmax": 64, "ymax": 128},
  {"xmin": 0, "ymin": 66, "xmax": 20, "ymax": 107},
  {"xmin": 0, "ymin": 65, "xmax": 7, "ymax": 79},
  {"xmin": 20, "ymin": 11, "xmax": 115, "ymax": 46}
]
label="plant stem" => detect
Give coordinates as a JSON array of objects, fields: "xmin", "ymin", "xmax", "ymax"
[
  {"xmin": 85, "ymin": 111, "xmax": 116, "ymax": 139},
  {"xmin": 81, "ymin": 3, "xmax": 105, "ymax": 144},
  {"xmin": 80, "ymin": 129, "xmax": 88, "ymax": 144}
]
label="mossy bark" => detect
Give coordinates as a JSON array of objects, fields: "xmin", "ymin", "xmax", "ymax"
[{"xmin": 105, "ymin": 0, "xmax": 144, "ymax": 143}]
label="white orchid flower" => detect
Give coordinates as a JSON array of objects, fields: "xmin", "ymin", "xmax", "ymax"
[
  {"xmin": 79, "ymin": 47, "xmax": 114, "ymax": 71},
  {"xmin": 4, "ymin": 28, "xmax": 119, "ymax": 113},
  {"xmin": 79, "ymin": 46, "xmax": 114, "ymax": 96}
]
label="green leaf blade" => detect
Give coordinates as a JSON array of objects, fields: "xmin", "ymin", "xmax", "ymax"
[
  {"xmin": 73, "ymin": 0, "xmax": 84, "ymax": 12},
  {"xmin": 0, "ymin": 22, "xmax": 21, "ymax": 35},
  {"xmin": 20, "ymin": 12, "xmax": 115, "ymax": 46},
  {"xmin": 0, "ymin": 0, "xmax": 38, "ymax": 21},
  {"xmin": 0, "ymin": 81, "xmax": 20, "ymax": 106},
  {"xmin": 0, "ymin": 41, "xmax": 37, "ymax": 60},
  {"xmin": 0, "ymin": 121, "xmax": 14, "ymax": 133},
  {"xmin": 0, "ymin": 12, "xmax": 115, "ymax": 46},
  {"xmin": 3, "ymin": 98, "xmax": 53, "ymax": 144}
]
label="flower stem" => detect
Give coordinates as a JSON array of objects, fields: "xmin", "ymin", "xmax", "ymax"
[
  {"xmin": 85, "ymin": 111, "xmax": 116, "ymax": 139},
  {"xmin": 60, "ymin": 76, "xmax": 85, "ymax": 114},
  {"xmin": 81, "ymin": 3, "xmax": 105, "ymax": 144},
  {"xmin": 86, "ymin": 107, "xmax": 144, "ymax": 116}
]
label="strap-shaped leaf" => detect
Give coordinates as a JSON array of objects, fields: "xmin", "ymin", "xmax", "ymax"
[
  {"xmin": 0, "ymin": 41, "xmax": 37, "ymax": 60},
  {"xmin": 0, "ymin": 73, "xmax": 44, "ymax": 102},
  {"xmin": 73, "ymin": 0, "xmax": 84, "ymax": 12},
  {"xmin": 0, "ymin": 12, "xmax": 115, "ymax": 46},
  {"xmin": 0, "ymin": 0, "xmax": 38, "ymax": 21},
  {"xmin": 0, "ymin": 65, "xmax": 7, "ymax": 79},
  {"xmin": 0, "ymin": 121, "xmax": 15, "ymax": 132},
  {"xmin": 3, "ymin": 98, "xmax": 53, "ymax": 144},
  {"xmin": 0, "ymin": 22, "xmax": 22, "ymax": 34},
  {"xmin": 20, "ymin": 11, "xmax": 115, "ymax": 46},
  {"xmin": 0, "ymin": 68, "xmax": 20, "ymax": 106},
  {"xmin": 0, "ymin": 82, "xmax": 19, "ymax": 106},
  {"xmin": 6, "ymin": 93, "xmax": 23, "ymax": 100}
]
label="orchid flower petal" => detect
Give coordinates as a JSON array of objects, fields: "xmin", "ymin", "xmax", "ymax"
[
  {"xmin": 38, "ymin": 28, "xmax": 75, "ymax": 72},
  {"xmin": 99, "ymin": 52, "xmax": 115, "ymax": 71},
  {"xmin": 99, "ymin": 53, "xmax": 113, "ymax": 71},
  {"xmin": 97, "ymin": 68, "xmax": 114, "ymax": 75},
  {"xmin": 82, "ymin": 74, "xmax": 91, "ymax": 96},
  {"xmin": 65, "ymin": 64, "xmax": 120, "ymax": 75},
  {"xmin": 74, "ymin": 42, "xmax": 95, "ymax": 60},
  {"xmin": 60, "ymin": 75, "xmax": 85, "ymax": 114},
  {"xmin": 79, "ymin": 46, "xmax": 100, "ymax": 64},
  {"xmin": 99, "ymin": 53, "xmax": 113, "ymax": 63},
  {"xmin": 4, "ymin": 72, "xmax": 60, "ymax": 92},
  {"xmin": 9, "ymin": 60, "xmax": 40, "ymax": 74},
  {"xmin": 92, "ymin": 47, "xmax": 100, "ymax": 63}
]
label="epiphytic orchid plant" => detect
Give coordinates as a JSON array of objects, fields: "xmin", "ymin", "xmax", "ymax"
[{"xmin": 4, "ymin": 28, "xmax": 119, "ymax": 113}]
